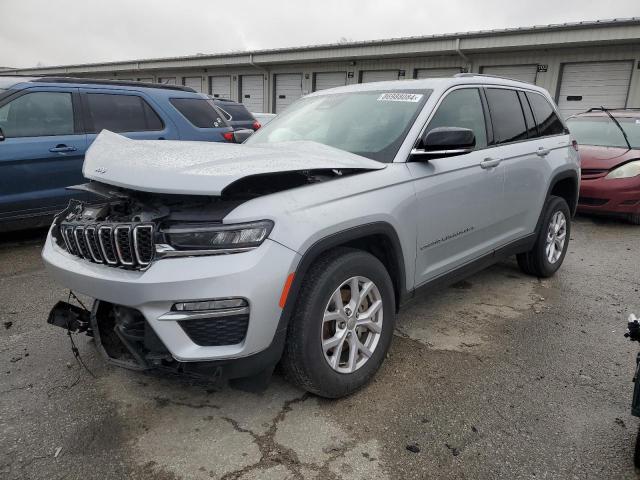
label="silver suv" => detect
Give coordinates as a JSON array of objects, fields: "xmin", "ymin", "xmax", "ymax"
[{"xmin": 43, "ymin": 75, "xmax": 579, "ymax": 398}]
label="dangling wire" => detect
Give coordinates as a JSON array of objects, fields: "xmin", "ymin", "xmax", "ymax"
[{"xmin": 66, "ymin": 290, "xmax": 97, "ymax": 379}]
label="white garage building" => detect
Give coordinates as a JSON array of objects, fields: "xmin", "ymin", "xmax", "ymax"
[{"xmin": 6, "ymin": 18, "xmax": 640, "ymax": 117}]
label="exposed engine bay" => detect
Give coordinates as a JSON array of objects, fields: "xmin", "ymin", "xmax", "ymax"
[{"xmin": 52, "ymin": 168, "xmax": 361, "ymax": 270}]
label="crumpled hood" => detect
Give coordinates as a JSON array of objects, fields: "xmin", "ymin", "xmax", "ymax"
[{"xmin": 83, "ymin": 130, "xmax": 385, "ymax": 196}]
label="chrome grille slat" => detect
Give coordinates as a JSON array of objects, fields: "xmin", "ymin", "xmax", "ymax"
[
  {"xmin": 64, "ymin": 226, "xmax": 79, "ymax": 256},
  {"xmin": 133, "ymin": 225, "xmax": 154, "ymax": 266},
  {"xmin": 61, "ymin": 222, "xmax": 154, "ymax": 270},
  {"xmin": 84, "ymin": 226, "xmax": 103, "ymax": 263},
  {"xmin": 114, "ymin": 225, "xmax": 135, "ymax": 266},
  {"xmin": 98, "ymin": 226, "xmax": 118, "ymax": 265},
  {"xmin": 73, "ymin": 226, "xmax": 91, "ymax": 259}
]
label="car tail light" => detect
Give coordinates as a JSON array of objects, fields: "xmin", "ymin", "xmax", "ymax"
[
  {"xmin": 222, "ymin": 131, "xmax": 235, "ymax": 142},
  {"xmin": 252, "ymin": 120, "xmax": 262, "ymax": 131},
  {"xmin": 572, "ymin": 140, "xmax": 579, "ymax": 152}
]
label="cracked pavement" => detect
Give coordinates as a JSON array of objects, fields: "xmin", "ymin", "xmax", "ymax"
[{"xmin": 1, "ymin": 216, "xmax": 640, "ymax": 479}]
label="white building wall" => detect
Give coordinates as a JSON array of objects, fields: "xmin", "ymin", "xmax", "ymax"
[{"xmin": 81, "ymin": 44, "xmax": 639, "ymax": 113}]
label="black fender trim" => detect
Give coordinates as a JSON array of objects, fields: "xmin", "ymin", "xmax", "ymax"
[
  {"xmin": 532, "ymin": 169, "xmax": 579, "ymax": 239},
  {"xmin": 280, "ymin": 221, "xmax": 407, "ymax": 324},
  {"xmin": 275, "ymin": 221, "xmax": 406, "ymax": 341}
]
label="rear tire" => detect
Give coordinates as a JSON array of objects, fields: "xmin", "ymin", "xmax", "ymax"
[
  {"xmin": 281, "ymin": 248, "xmax": 395, "ymax": 398},
  {"xmin": 517, "ymin": 196, "xmax": 571, "ymax": 278}
]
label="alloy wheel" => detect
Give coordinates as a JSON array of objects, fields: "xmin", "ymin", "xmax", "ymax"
[
  {"xmin": 545, "ymin": 211, "xmax": 567, "ymax": 264},
  {"xmin": 321, "ymin": 276, "xmax": 383, "ymax": 374}
]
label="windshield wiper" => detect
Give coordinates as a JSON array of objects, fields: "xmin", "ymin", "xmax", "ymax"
[{"xmin": 600, "ymin": 105, "xmax": 631, "ymax": 150}]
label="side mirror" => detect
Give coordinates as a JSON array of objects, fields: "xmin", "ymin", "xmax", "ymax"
[
  {"xmin": 233, "ymin": 128, "xmax": 254, "ymax": 144},
  {"xmin": 411, "ymin": 127, "xmax": 475, "ymax": 159},
  {"xmin": 0, "ymin": 127, "xmax": 5, "ymax": 142}
]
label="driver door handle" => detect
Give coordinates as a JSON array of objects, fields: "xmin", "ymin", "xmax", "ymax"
[
  {"xmin": 49, "ymin": 144, "xmax": 77, "ymax": 153},
  {"xmin": 536, "ymin": 147, "xmax": 550, "ymax": 157},
  {"xmin": 480, "ymin": 157, "xmax": 501, "ymax": 169}
]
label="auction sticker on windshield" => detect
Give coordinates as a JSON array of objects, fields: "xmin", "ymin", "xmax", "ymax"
[{"xmin": 377, "ymin": 93, "xmax": 423, "ymax": 102}]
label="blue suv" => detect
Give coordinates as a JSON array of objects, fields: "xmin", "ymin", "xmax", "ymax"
[{"xmin": 0, "ymin": 77, "xmax": 235, "ymax": 232}]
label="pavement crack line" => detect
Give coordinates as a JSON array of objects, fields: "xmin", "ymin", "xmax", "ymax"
[{"xmin": 218, "ymin": 393, "xmax": 357, "ymax": 480}]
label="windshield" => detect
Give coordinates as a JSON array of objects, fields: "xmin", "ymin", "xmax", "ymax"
[
  {"xmin": 246, "ymin": 90, "xmax": 431, "ymax": 162},
  {"xmin": 566, "ymin": 115, "xmax": 640, "ymax": 149}
]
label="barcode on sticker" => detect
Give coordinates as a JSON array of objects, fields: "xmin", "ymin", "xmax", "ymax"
[{"xmin": 377, "ymin": 93, "xmax": 423, "ymax": 102}]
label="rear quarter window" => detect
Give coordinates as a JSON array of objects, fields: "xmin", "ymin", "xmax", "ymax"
[
  {"xmin": 216, "ymin": 102, "xmax": 255, "ymax": 121},
  {"xmin": 170, "ymin": 98, "xmax": 227, "ymax": 128},
  {"xmin": 526, "ymin": 92, "xmax": 565, "ymax": 137}
]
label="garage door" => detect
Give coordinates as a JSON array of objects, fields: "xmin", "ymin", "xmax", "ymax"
[
  {"xmin": 360, "ymin": 70, "xmax": 399, "ymax": 83},
  {"xmin": 210, "ymin": 76, "xmax": 231, "ymax": 99},
  {"xmin": 158, "ymin": 77, "xmax": 176, "ymax": 85},
  {"xmin": 557, "ymin": 61, "xmax": 633, "ymax": 118},
  {"xmin": 183, "ymin": 77, "xmax": 203, "ymax": 92},
  {"xmin": 240, "ymin": 75, "xmax": 264, "ymax": 113},
  {"xmin": 313, "ymin": 72, "xmax": 347, "ymax": 91},
  {"xmin": 274, "ymin": 74, "xmax": 303, "ymax": 113},
  {"xmin": 415, "ymin": 67, "xmax": 462, "ymax": 79},
  {"xmin": 481, "ymin": 65, "xmax": 538, "ymax": 84}
]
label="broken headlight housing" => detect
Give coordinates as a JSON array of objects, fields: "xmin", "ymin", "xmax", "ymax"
[{"xmin": 157, "ymin": 220, "xmax": 274, "ymax": 256}]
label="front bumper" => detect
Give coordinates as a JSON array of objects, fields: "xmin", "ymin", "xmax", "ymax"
[
  {"xmin": 578, "ymin": 176, "xmax": 640, "ymax": 216},
  {"xmin": 42, "ymin": 230, "xmax": 300, "ymax": 363}
]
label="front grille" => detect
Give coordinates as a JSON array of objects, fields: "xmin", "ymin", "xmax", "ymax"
[
  {"xmin": 179, "ymin": 314, "xmax": 249, "ymax": 346},
  {"xmin": 579, "ymin": 196, "xmax": 608, "ymax": 206},
  {"xmin": 61, "ymin": 223, "xmax": 154, "ymax": 269}
]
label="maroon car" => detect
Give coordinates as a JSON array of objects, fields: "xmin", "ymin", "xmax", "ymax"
[{"xmin": 566, "ymin": 108, "xmax": 640, "ymax": 224}]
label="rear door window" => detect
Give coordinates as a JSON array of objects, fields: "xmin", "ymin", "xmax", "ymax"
[
  {"xmin": 517, "ymin": 91, "xmax": 538, "ymax": 138},
  {"xmin": 425, "ymin": 88, "xmax": 488, "ymax": 148},
  {"xmin": 85, "ymin": 93, "xmax": 163, "ymax": 133},
  {"xmin": 170, "ymin": 98, "xmax": 227, "ymax": 128},
  {"xmin": 526, "ymin": 92, "xmax": 565, "ymax": 137},
  {"xmin": 485, "ymin": 88, "xmax": 528, "ymax": 144},
  {"xmin": 0, "ymin": 91, "xmax": 74, "ymax": 137}
]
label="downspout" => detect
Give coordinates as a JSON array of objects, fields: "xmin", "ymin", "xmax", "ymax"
[{"xmin": 455, "ymin": 38, "xmax": 471, "ymax": 73}]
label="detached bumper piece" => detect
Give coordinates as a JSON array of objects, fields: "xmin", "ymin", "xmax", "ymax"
[{"xmin": 47, "ymin": 301, "xmax": 91, "ymax": 334}]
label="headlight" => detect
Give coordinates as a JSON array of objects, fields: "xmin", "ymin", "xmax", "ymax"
[
  {"xmin": 158, "ymin": 220, "xmax": 273, "ymax": 256},
  {"xmin": 606, "ymin": 160, "xmax": 640, "ymax": 179}
]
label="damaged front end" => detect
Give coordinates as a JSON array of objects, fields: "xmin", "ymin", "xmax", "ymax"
[{"xmin": 45, "ymin": 170, "xmax": 353, "ymax": 379}]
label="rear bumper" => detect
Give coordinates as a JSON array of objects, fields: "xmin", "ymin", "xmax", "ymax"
[
  {"xmin": 42, "ymin": 230, "xmax": 300, "ymax": 363},
  {"xmin": 577, "ymin": 176, "xmax": 640, "ymax": 216}
]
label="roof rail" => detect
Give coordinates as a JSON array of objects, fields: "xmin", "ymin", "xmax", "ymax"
[
  {"xmin": 453, "ymin": 72, "xmax": 532, "ymax": 83},
  {"xmin": 28, "ymin": 76, "xmax": 197, "ymax": 92}
]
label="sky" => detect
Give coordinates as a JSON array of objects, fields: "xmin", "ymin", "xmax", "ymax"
[{"xmin": 1, "ymin": 0, "xmax": 639, "ymax": 69}]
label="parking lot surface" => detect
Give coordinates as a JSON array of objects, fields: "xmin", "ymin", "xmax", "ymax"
[{"xmin": 1, "ymin": 216, "xmax": 640, "ymax": 479}]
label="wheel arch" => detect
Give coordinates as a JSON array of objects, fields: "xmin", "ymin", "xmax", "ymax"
[
  {"xmin": 278, "ymin": 222, "xmax": 407, "ymax": 333},
  {"xmin": 534, "ymin": 169, "xmax": 579, "ymax": 235}
]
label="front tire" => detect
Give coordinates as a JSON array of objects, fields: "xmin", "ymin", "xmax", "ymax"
[
  {"xmin": 281, "ymin": 248, "xmax": 396, "ymax": 398},
  {"xmin": 517, "ymin": 196, "xmax": 571, "ymax": 278}
]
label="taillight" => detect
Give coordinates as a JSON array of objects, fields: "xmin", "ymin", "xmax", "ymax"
[
  {"xmin": 572, "ymin": 140, "xmax": 579, "ymax": 151},
  {"xmin": 252, "ymin": 120, "xmax": 261, "ymax": 131},
  {"xmin": 222, "ymin": 131, "xmax": 234, "ymax": 142}
]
